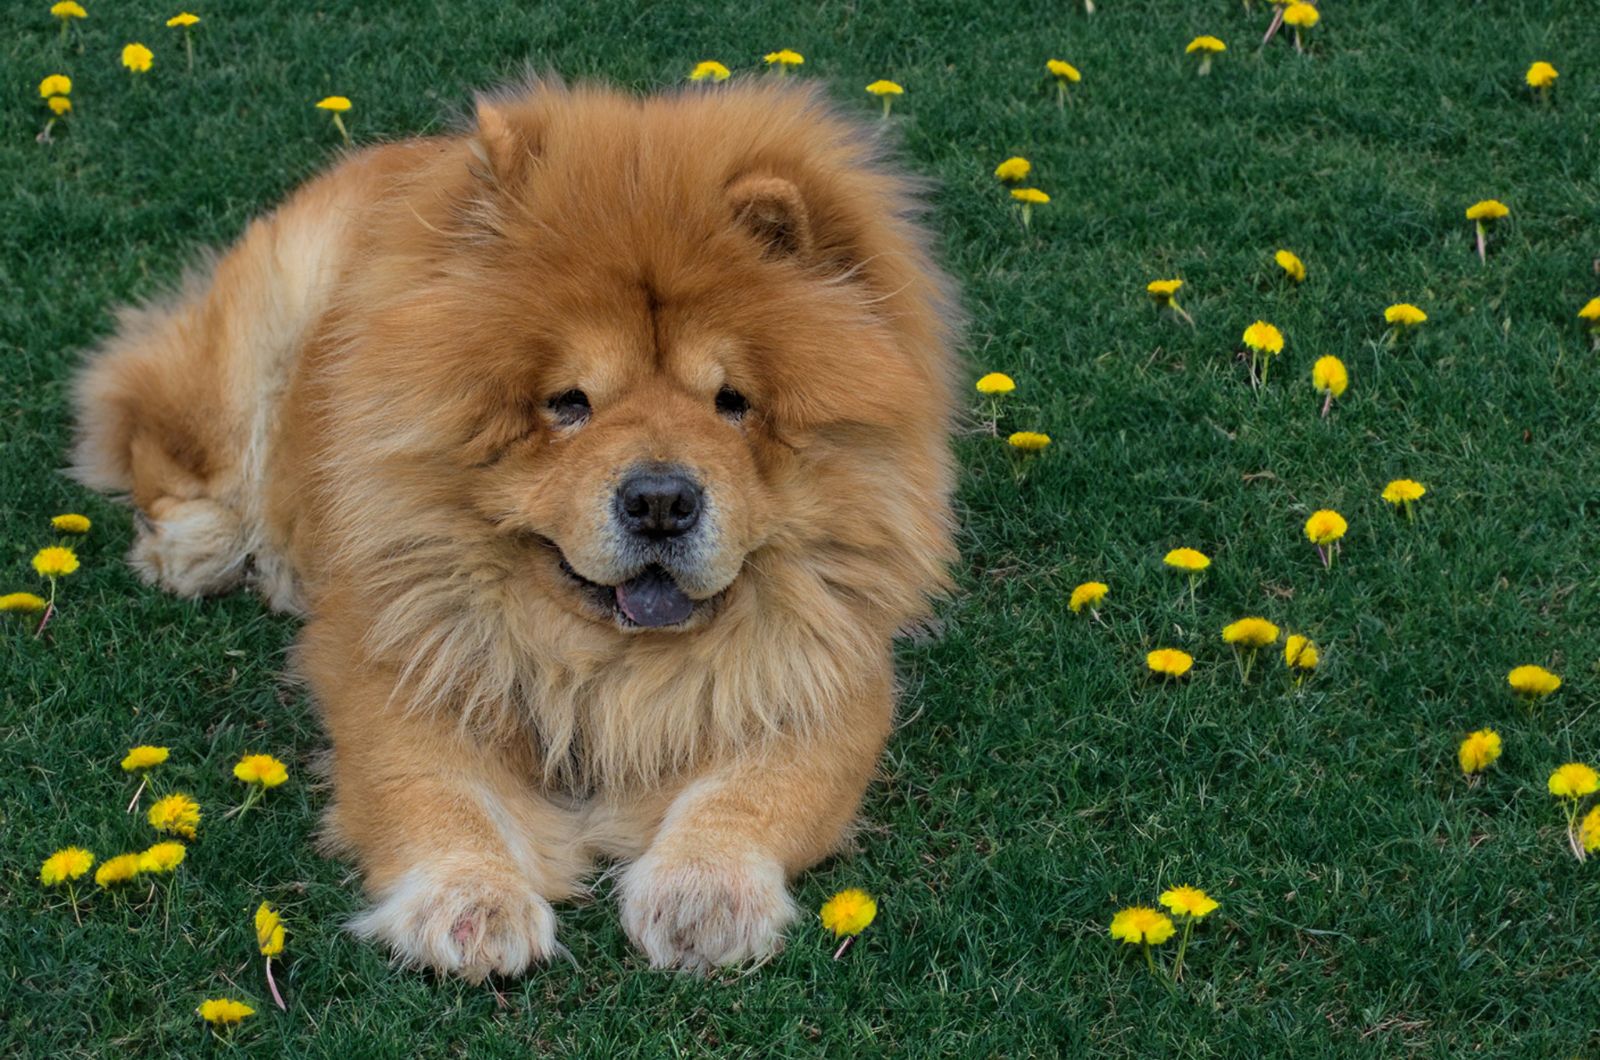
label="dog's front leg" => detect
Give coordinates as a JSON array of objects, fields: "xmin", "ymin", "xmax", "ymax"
[
  {"xmin": 302, "ymin": 618, "xmax": 585, "ymax": 982},
  {"xmin": 617, "ymin": 675, "xmax": 893, "ymax": 972}
]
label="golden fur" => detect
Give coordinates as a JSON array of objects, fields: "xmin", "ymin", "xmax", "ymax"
[{"xmin": 71, "ymin": 79, "xmax": 958, "ymax": 977}]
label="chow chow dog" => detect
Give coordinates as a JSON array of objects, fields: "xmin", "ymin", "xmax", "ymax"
[{"xmin": 70, "ymin": 79, "xmax": 957, "ymax": 978}]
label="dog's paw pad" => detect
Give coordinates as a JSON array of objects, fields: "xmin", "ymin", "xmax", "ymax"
[
  {"xmin": 619, "ymin": 849, "xmax": 795, "ymax": 972},
  {"xmin": 350, "ymin": 866, "xmax": 558, "ymax": 982}
]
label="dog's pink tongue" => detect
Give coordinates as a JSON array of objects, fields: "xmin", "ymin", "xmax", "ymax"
[{"xmin": 615, "ymin": 567, "xmax": 694, "ymax": 627}]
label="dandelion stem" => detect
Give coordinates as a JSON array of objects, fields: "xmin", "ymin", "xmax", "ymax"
[
  {"xmin": 1020, "ymin": 204, "xmax": 1032, "ymax": 230},
  {"xmin": 1198, "ymin": 56, "xmax": 1213, "ymax": 77},
  {"xmin": 1172, "ymin": 302, "xmax": 1195, "ymax": 328},
  {"xmin": 1240, "ymin": 649, "xmax": 1256, "ymax": 686},
  {"xmin": 126, "ymin": 776, "xmax": 148, "ymax": 814},
  {"xmin": 1262, "ymin": 7, "xmax": 1285, "ymax": 46},
  {"xmin": 332, "ymin": 113, "xmax": 351, "ymax": 145},
  {"xmin": 1187, "ymin": 573, "xmax": 1198, "ymax": 609},
  {"xmin": 1320, "ymin": 391, "xmax": 1332, "ymax": 418},
  {"xmin": 1056, "ymin": 81, "xmax": 1066, "ymax": 110},
  {"xmin": 1174, "ymin": 918, "xmax": 1194, "ymax": 981},
  {"xmin": 185, "ymin": 32, "xmax": 194, "ymax": 73},
  {"xmin": 34, "ymin": 577, "xmax": 58, "ymax": 638},
  {"xmin": 1475, "ymin": 222, "xmax": 1486, "ymax": 265},
  {"xmin": 1293, "ymin": 28, "xmax": 1303, "ymax": 54},
  {"xmin": 833, "ymin": 934, "xmax": 857, "ymax": 960},
  {"xmin": 266, "ymin": 956, "xmax": 287, "ymax": 1010},
  {"xmin": 67, "ymin": 882, "xmax": 81, "ymax": 926},
  {"xmin": 1143, "ymin": 942, "xmax": 1158, "ymax": 980},
  {"xmin": 881, "ymin": 97, "xmax": 891, "ymax": 120}
]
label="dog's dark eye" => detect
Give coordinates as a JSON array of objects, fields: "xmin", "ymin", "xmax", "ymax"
[
  {"xmin": 715, "ymin": 386, "xmax": 749, "ymax": 420},
  {"xmin": 547, "ymin": 389, "xmax": 591, "ymax": 426}
]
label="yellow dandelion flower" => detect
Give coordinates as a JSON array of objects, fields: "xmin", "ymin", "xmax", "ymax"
[
  {"xmin": 994, "ymin": 157, "xmax": 1031, "ymax": 183},
  {"xmin": 1283, "ymin": 2, "xmax": 1318, "ymax": 27},
  {"xmin": 1548, "ymin": 763, "xmax": 1599, "ymax": 800},
  {"xmin": 39, "ymin": 75, "xmax": 72, "ymax": 99},
  {"xmin": 1583, "ymin": 807, "xmax": 1600, "ymax": 855},
  {"xmin": 1147, "ymin": 279, "xmax": 1183, "ymax": 301},
  {"xmin": 148, "ymin": 792, "xmax": 201, "ymax": 838},
  {"xmin": 235, "ymin": 753, "xmax": 289, "ymax": 788},
  {"xmin": 1274, "ymin": 249, "xmax": 1306, "ymax": 283},
  {"xmin": 167, "ymin": 12, "xmax": 200, "ymax": 27},
  {"xmin": 1046, "ymin": 59, "xmax": 1080, "ymax": 82},
  {"xmin": 1007, "ymin": 431, "xmax": 1051, "ymax": 451},
  {"xmin": 122, "ymin": 43, "xmax": 154, "ymax": 73},
  {"xmin": 1, "ymin": 592, "xmax": 48, "ymax": 614},
  {"xmin": 32, "ymin": 547, "xmax": 79, "ymax": 578},
  {"xmin": 1465, "ymin": 200, "xmax": 1509, "ymax": 222},
  {"xmin": 1525, "ymin": 61, "xmax": 1557, "ymax": 90},
  {"xmin": 1010, "ymin": 187, "xmax": 1049, "ymax": 204},
  {"xmin": 1222, "ymin": 617, "xmax": 1279, "ymax": 649},
  {"xmin": 1164, "ymin": 547, "xmax": 1210, "ymax": 572},
  {"xmin": 1158, "ymin": 886, "xmax": 1219, "ymax": 919},
  {"xmin": 1304, "ymin": 509, "xmax": 1347, "ymax": 545},
  {"xmin": 1384, "ymin": 303, "xmax": 1427, "ymax": 327},
  {"xmin": 315, "ymin": 96, "xmax": 351, "ymax": 112},
  {"xmin": 690, "ymin": 61, "xmax": 731, "ymax": 83},
  {"xmin": 1579, "ymin": 297, "xmax": 1600, "ymax": 323},
  {"xmin": 820, "ymin": 888, "xmax": 877, "ymax": 937},
  {"xmin": 1457, "ymin": 729, "xmax": 1501, "ymax": 776},
  {"xmin": 1312, "ymin": 356, "xmax": 1348, "ymax": 400},
  {"xmin": 48, "ymin": 97, "xmax": 72, "ymax": 116},
  {"xmin": 975, "ymin": 372, "xmax": 1016, "ymax": 395},
  {"xmin": 1186, "ymin": 35, "xmax": 1225, "ymax": 75},
  {"xmin": 95, "ymin": 853, "xmax": 144, "ymax": 887},
  {"xmin": 1507, "ymin": 665, "xmax": 1560, "ymax": 699},
  {"xmin": 1147, "ymin": 648, "xmax": 1193, "ymax": 679},
  {"xmin": 40, "ymin": 847, "xmax": 94, "ymax": 886},
  {"xmin": 1242, "ymin": 321, "xmax": 1284, "ymax": 355},
  {"xmin": 1284, "ymin": 634, "xmax": 1319, "ymax": 673},
  {"xmin": 51, "ymin": 1, "xmax": 87, "ymax": 18},
  {"xmin": 865, "ymin": 79, "xmax": 903, "ymax": 117},
  {"xmin": 51, "ymin": 513, "xmax": 91, "ymax": 533},
  {"xmin": 1382, "ymin": 479, "xmax": 1426, "ymax": 509},
  {"xmin": 1069, "ymin": 581, "xmax": 1108, "ymax": 614},
  {"xmin": 256, "ymin": 902, "xmax": 287, "ymax": 956},
  {"xmin": 138, "ymin": 841, "xmax": 187, "ymax": 874},
  {"xmin": 121, "ymin": 745, "xmax": 170, "ymax": 771},
  {"xmin": 197, "ymin": 999, "xmax": 255, "ymax": 1025},
  {"xmin": 763, "ymin": 49, "xmax": 803, "ymax": 69},
  {"xmin": 1109, "ymin": 906, "xmax": 1175, "ymax": 945},
  {"xmin": 1046, "ymin": 60, "xmax": 1080, "ymax": 108}
]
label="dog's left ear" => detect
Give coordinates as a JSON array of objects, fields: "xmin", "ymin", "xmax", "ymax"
[
  {"xmin": 469, "ymin": 97, "xmax": 539, "ymax": 186},
  {"xmin": 728, "ymin": 175, "xmax": 814, "ymax": 260}
]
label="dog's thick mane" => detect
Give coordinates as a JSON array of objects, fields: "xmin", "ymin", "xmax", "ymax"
[{"xmin": 299, "ymin": 79, "xmax": 960, "ymax": 790}]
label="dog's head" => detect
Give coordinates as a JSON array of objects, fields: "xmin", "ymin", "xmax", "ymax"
[{"xmin": 326, "ymin": 82, "xmax": 957, "ymax": 640}]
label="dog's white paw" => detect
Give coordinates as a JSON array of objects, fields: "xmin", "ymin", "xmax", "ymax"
[
  {"xmin": 349, "ymin": 865, "xmax": 559, "ymax": 982},
  {"xmin": 618, "ymin": 847, "xmax": 796, "ymax": 972},
  {"xmin": 129, "ymin": 498, "xmax": 248, "ymax": 598}
]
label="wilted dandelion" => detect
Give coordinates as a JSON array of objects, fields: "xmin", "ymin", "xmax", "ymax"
[{"xmin": 256, "ymin": 902, "xmax": 288, "ymax": 1009}]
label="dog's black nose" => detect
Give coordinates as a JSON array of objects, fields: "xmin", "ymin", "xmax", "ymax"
[{"xmin": 617, "ymin": 467, "xmax": 703, "ymax": 539}]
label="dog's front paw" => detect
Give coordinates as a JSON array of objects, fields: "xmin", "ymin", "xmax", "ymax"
[
  {"xmin": 618, "ymin": 847, "xmax": 796, "ymax": 972},
  {"xmin": 349, "ymin": 864, "xmax": 559, "ymax": 982}
]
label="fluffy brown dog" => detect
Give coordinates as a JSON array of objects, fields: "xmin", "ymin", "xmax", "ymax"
[{"xmin": 70, "ymin": 79, "xmax": 957, "ymax": 978}]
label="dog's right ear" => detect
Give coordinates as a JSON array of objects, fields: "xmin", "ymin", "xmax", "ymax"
[{"xmin": 468, "ymin": 97, "xmax": 538, "ymax": 186}]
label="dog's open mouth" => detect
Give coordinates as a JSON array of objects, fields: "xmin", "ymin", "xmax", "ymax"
[{"xmin": 558, "ymin": 557, "xmax": 706, "ymax": 629}]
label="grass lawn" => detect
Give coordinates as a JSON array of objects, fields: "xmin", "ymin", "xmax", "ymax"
[{"xmin": 6, "ymin": 0, "xmax": 1600, "ymax": 1055}]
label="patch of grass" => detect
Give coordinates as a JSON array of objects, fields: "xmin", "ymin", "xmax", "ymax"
[{"xmin": 5, "ymin": 0, "xmax": 1600, "ymax": 1055}]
